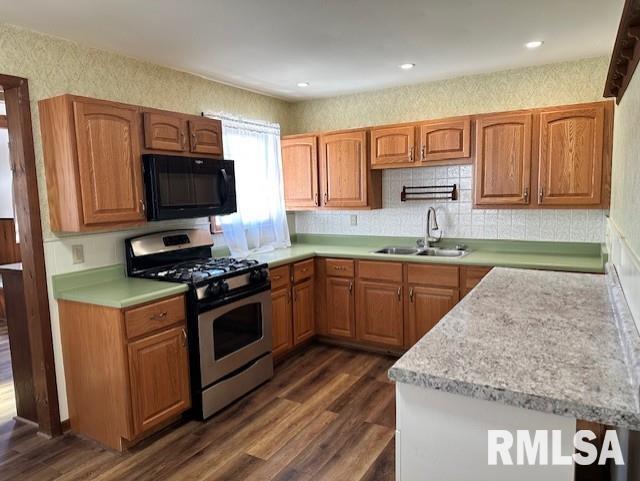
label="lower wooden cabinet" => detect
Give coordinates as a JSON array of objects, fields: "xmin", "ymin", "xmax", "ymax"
[
  {"xmin": 293, "ymin": 278, "xmax": 315, "ymax": 344},
  {"xmin": 460, "ymin": 266, "xmax": 493, "ymax": 298},
  {"xmin": 406, "ymin": 285, "xmax": 458, "ymax": 347},
  {"xmin": 128, "ymin": 326, "xmax": 190, "ymax": 434},
  {"xmin": 271, "ymin": 286, "xmax": 293, "ymax": 358},
  {"xmin": 356, "ymin": 279, "xmax": 404, "ymax": 348},
  {"xmin": 326, "ymin": 276, "xmax": 355, "ymax": 339},
  {"xmin": 58, "ymin": 295, "xmax": 190, "ymax": 451}
]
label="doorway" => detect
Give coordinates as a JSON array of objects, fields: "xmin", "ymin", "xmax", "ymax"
[{"xmin": 0, "ymin": 74, "xmax": 61, "ymax": 436}]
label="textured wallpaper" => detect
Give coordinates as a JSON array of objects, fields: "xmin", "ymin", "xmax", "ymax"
[
  {"xmin": 289, "ymin": 57, "xmax": 609, "ymax": 133},
  {"xmin": 610, "ymin": 68, "xmax": 640, "ymax": 259},
  {"xmin": 0, "ymin": 23, "xmax": 293, "ymax": 240}
]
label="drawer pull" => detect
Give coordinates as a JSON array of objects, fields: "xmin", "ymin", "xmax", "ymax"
[
  {"xmin": 181, "ymin": 328, "xmax": 187, "ymax": 348},
  {"xmin": 397, "ymin": 286, "xmax": 401, "ymax": 301},
  {"xmin": 272, "ymin": 275, "xmax": 282, "ymax": 280},
  {"xmin": 151, "ymin": 311, "xmax": 168, "ymax": 321},
  {"xmin": 409, "ymin": 287, "xmax": 414, "ymax": 303},
  {"xmin": 333, "ymin": 266, "xmax": 346, "ymax": 271},
  {"xmin": 348, "ymin": 281, "xmax": 353, "ymax": 293}
]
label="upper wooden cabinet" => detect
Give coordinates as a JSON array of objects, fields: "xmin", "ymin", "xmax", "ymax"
[
  {"xmin": 537, "ymin": 103, "xmax": 606, "ymax": 206},
  {"xmin": 474, "ymin": 112, "xmax": 533, "ymax": 206},
  {"xmin": 281, "ymin": 135, "xmax": 319, "ymax": 209},
  {"xmin": 418, "ymin": 117, "xmax": 471, "ymax": 163},
  {"xmin": 40, "ymin": 95, "xmax": 146, "ymax": 232},
  {"xmin": 188, "ymin": 118, "xmax": 223, "ymax": 156},
  {"xmin": 319, "ymin": 130, "xmax": 381, "ymax": 208},
  {"xmin": 143, "ymin": 112, "xmax": 187, "ymax": 152},
  {"xmin": 370, "ymin": 125, "xmax": 417, "ymax": 168}
]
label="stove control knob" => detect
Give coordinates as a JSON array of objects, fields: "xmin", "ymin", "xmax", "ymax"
[
  {"xmin": 220, "ymin": 281, "xmax": 229, "ymax": 293},
  {"xmin": 208, "ymin": 282, "xmax": 221, "ymax": 297},
  {"xmin": 260, "ymin": 269, "xmax": 269, "ymax": 281}
]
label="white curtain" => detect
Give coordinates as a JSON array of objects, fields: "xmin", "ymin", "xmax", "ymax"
[{"xmin": 206, "ymin": 113, "xmax": 290, "ymax": 257}]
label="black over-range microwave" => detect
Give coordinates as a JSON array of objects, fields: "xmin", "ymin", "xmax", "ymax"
[{"xmin": 142, "ymin": 154, "xmax": 237, "ymax": 221}]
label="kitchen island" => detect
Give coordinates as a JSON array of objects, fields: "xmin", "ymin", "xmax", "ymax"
[{"xmin": 388, "ymin": 267, "xmax": 640, "ymax": 481}]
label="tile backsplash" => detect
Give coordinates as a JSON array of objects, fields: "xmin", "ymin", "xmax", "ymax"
[{"xmin": 294, "ymin": 165, "xmax": 606, "ymax": 243}]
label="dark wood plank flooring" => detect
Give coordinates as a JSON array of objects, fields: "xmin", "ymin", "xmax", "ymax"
[
  {"xmin": 0, "ymin": 344, "xmax": 397, "ymax": 481},
  {"xmin": 0, "ymin": 320, "xmax": 17, "ymax": 424}
]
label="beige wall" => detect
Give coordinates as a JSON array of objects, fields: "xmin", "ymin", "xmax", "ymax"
[
  {"xmin": 610, "ymin": 67, "xmax": 640, "ymax": 260},
  {"xmin": 289, "ymin": 57, "xmax": 609, "ymax": 133}
]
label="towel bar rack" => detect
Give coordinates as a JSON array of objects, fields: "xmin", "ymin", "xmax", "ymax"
[{"xmin": 401, "ymin": 184, "xmax": 457, "ymax": 202}]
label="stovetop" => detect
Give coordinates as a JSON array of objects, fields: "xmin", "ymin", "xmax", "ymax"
[{"xmin": 137, "ymin": 257, "xmax": 263, "ymax": 284}]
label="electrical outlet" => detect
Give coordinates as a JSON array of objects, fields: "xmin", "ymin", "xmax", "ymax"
[
  {"xmin": 350, "ymin": 215, "xmax": 358, "ymax": 226},
  {"xmin": 71, "ymin": 245, "xmax": 84, "ymax": 264}
]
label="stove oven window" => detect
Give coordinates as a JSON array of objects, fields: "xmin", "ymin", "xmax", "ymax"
[{"xmin": 213, "ymin": 302, "xmax": 263, "ymax": 359}]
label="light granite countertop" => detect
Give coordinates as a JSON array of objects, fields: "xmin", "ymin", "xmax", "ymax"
[{"xmin": 388, "ymin": 267, "xmax": 640, "ymax": 430}]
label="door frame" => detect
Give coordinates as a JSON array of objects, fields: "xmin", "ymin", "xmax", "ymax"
[{"xmin": 0, "ymin": 73, "xmax": 61, "ymax": 436}]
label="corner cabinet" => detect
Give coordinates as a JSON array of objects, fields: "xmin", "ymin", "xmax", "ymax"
[
  {"xmin": 40, "ymin": 95, "xmax": 146, "ymax": 231},
  {"xmin": 58, "ymin": 295, "xmax": 190, "ymax": 451},
  {"xmin": 281, "ymin": 130, "xmax": 381, "ymax": 211}
]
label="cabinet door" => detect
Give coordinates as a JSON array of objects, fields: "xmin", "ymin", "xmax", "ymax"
[
  {"xmin": 356, "ymin": 280, "xmax": 403, "ymax": 347},
  {"xmin": 143, "ymin": 112, "xmax": 187, "ymax": 152},
  {"xmin": 293, "ymin": 278, "xmax": 315, "ymax": 345},
  {"xmin": 271, "ymin": 286, "xmax": 293, "ymax": 358},
  {"xmin": 326, "ymin": 277, "xmax": 355, "ymax": 339},
  {"xmin": 474, "ymin": 113, "xmax": 532, "ymax": 206},
  {"xmin": 406, "ymin": 286, "xmax": 458, "ymax": 347},
  {"xmin": 188, "ymin": 118, "xmax": 223, "ymax": 156},
  {"xmin": 537, "ymin": 104, "xmax": 604, "ymax": 206},
  {"xmin": 370, "ymin": 125, "xmax": 416, "ymax": 168},
  {"xmin": 418, "ymin": 117, "xmax": 471, "ymax": 162},
  {"xmin": 128, "ymin": 326, "xmax": 190, "ymax": 435},
  {"xmin": 73, "ymin": 100, "xmax": 146, "ymax": 225},
  {"xmin": 319, "ymin": 130, "xmax": 368, "ymax": 208},
  {"xmin": 281, "ymin": 136, "xmax": 319, "ymax": 209}
]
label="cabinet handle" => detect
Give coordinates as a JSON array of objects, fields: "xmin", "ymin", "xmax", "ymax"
[
  {"xmin": 181, "ymin": 130, "xmax": 186, "ymax": 149},
  {"xmin": 181, "ymin": 328, "xmax": 187, "ymax": 348},
  {"xmin": 140, "ymin": 199, "xmax": 146, "ymax": 213},
  {"xmin": 538, "ymin": 187, "xmax": 544, "ymax": 203},
  {"xmin": 421, "ymin": 145, "xmax": 426, "ymax": 161},
  {"xmin": 524, "ymin": 187, "xmax": 529, "ymax": 203},
  {"xmin": 314, "ymin": 193, "xmax": 319, "ymax": 206},
  {"xmin": 192, "ymin": 131, "xmax": 198, "ymax": 148},
  {"xmin": 348, "ymin": 281, "xmax": 353, "ymax": 293},
  {"xmin": 151, "ymin": 311, "xmax": 168, "ymax": 321},
  {"xmin": 333, "ymin": 266, "xmax": 346, "ymax": 271},
  {"xmin": 409, "ymin": 146, "xmax": 414, "ymax": 162},
  {"xmin": 323, "ymin": 193, "xmax": 327, "ymax": 205},
  {"xmin": 397, "ymin": 286, "xmax": 401, "ymax": 301},
  {"xmin": 409, "ymin": 287, "xmax": 414, "ymax": 303}
]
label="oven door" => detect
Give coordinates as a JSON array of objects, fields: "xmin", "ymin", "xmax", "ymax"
[{"xmin": 197, "ymin": 289, "xmax": 272, "ymax": 388}]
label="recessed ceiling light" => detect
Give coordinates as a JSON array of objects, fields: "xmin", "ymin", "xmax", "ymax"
[
  {"xmin": 399, "ymin": 63, "xmax": 416, "ymax": 70},
  {"xmin": 297, "ymin": 82, "xmax": 310, "ymax": 88},
  {"xmin": 525, "ymin": 40, "xmax": 544, "ymax": 49}
]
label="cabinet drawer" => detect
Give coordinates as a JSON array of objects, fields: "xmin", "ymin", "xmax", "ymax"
[
  {"xmin": 325, "ymin": 258, "xmax": 355, "ymax": 278},
  {"xmin": 406, "ymin": 264, "xmax": 459, "ymax": 288},
  {"xmin": 293, "ymin": 259, "xmax": 315, "ymax": 283},
  {"xmin": 462, "ymin": 266, "xmax": 493, "ymax": 290},
  {"xmin": 125, "ymin": 296, "xmax": 185, "ymax": 339},
  {"xmin": 270, "ymin": 265, "xmax": 291, "ymax": 290},
  {"xmin": 358, "ymin": 260, "xmax": 403, "ymax": 283}
]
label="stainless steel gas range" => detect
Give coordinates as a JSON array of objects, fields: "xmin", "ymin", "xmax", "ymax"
[{"xmin": 125, "ymin": 229, "xmax": 273, "ymax": 420}]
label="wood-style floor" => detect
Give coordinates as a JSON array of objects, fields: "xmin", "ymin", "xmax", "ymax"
[
  {"xmin": 0, "ymin": 344, "xmax": 396, "ymax": 481},
  {"xmin": 0, "ymin": 320, "xmax": 17, "ymax": 424}
]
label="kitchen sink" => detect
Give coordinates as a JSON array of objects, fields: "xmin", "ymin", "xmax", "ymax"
[
  {"xmin": 374, "ymin": 246, "xmax": 421, "ymax": 255},
  {"xmin": 373, "ymin": 245, "xmax": 469, "ymax": 257}
]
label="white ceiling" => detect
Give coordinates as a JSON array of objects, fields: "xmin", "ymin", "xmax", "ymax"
[{"xmin": 0, "ymin": 0, "xmax": 624, "ymax": 100}]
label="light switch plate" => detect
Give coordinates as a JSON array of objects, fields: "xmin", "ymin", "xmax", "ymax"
[
  {"xmin": 71, "ymin": 244, "xmax": 84, "ymax": 264},
  {"xmin": 350, "ymin": 215, "xmax": 358, "ymax": 226}
]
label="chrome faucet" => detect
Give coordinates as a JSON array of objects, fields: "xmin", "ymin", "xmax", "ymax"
[{"xmin": 417, "ymin": 207, "xmax": 443, "ymax": 249}]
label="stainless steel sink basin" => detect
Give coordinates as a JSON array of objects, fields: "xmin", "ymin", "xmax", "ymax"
[
  {"xmin": 373, "ymin": 245, "xmax": 469, "ymax": 257},
  {"xmin": 416, "ymin": 247, "xmax": 468, "ymax": 257},
  {"xmin": 374, "ymin": 246, "xmax": 421, "ymax": 255}
]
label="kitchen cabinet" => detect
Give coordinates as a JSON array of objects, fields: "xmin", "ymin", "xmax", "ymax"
[
  {"xmin": 418, "ymin": 116, "xmax": 471, "ymax": 163},
  {"xmin": 271, "ymin": 285, "xmax": 293, "ymax": 358},
  {"xmin": 188, "ymin": 118, "xmax": 223, "ymax": 156},
  {"xmin": 39, "ymin": 95, "xmax": 146, "ymax": 232},
  {"xmin": 537, "ymin": 103, "xmax": 606, "ymax": 206},
  {"xmin": 370, "ymin": 125, "xmax": 417, "ymax": 168},
  {"xmin": 281, "ymin": 135, "xmax": 319, "ymax": 209},
  {"xmin": 143, "ymin": 112, "xmax": 187, "ymax": 152},
  {"xmin": 318, "ymin": 130, "xmax": 382, "ymax": 209},
  {"xmin": 460, "ymin": 266, "xmax": 493, "ymax": 298},
  {"xmin": 293, "ymin": 278, "xmax": 315, "ymax": 345},
  {"xmin": 404, "ymin": 264, "xmax": 459, "ymax": 347},
  {"xmin": 474, "ymin": 112, "xmax": 533, "ymax": 206},
  {"xmin": 356, "ymin": 261, "xmax": 404, "ymax": 348},
  {"xmin": 325, "ymin": 259, "xmax": 356, "ymax": 339},
  {"xmin": 58, "ymin": 294, "xmax": 190, "ymax": 450}
]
